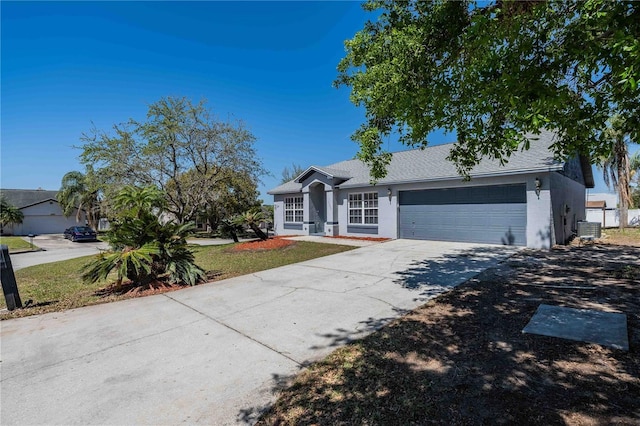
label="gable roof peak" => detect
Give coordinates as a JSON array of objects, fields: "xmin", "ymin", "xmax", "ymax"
[{"xmin": 294, "ymin": 165, "xmax": 352, "ymax": 183}]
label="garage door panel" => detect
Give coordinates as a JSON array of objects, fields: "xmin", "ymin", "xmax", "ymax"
[
  {"xmin": 398, "ymin": 185, "xmax": 527, "ymax": 246},
  {"xmin": 22, "ymin": 215, "xmax": 79, "ymax": 235}
]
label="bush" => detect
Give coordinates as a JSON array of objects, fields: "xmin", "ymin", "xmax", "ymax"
[{"xmin": 82, "ymin": 186, "xmax": 205, "ymax": 287}]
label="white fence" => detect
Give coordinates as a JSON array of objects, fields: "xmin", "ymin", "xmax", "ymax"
[{"xmin": 586, "ymin": 208, "xmax": 640, "ymax": 228}]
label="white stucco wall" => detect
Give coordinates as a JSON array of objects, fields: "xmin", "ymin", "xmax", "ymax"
[{"xmin": 4, "ymin": 201, "xmax": 85, "ymax": 235}]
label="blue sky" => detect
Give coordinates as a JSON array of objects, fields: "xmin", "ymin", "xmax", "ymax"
[{"xmin": 0, "ymin": 1, "xmax": 624, "ymax": 201}]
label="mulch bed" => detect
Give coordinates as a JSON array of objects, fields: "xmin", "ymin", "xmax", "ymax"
[
  {"xmin": 94, "ymin": 279, "xmax": 186, "ymax": 298},
  {"xmin": 258, "ymin": 244, "xmax": 640, "ymax": 425},
  {"xmin": 231, "ymin": 238, "xmax": 296, "ymax": 252},
  {"xmin": 93, "ymin": 270, "xmax": 223, "ymax": 299}
]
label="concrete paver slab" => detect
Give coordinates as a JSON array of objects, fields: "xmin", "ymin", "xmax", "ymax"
[
  {"xmin": 522, "ymin": 304, "xmax": 629, "ymax": 351},
  {"xmin": 1, "ymin": 239, "xmax": 516, "ymax": 425}
]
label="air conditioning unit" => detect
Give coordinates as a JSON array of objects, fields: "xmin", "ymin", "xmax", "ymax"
[{"xmin": 577, "ymin": 221, "xmax": 601, "ymax": 238}]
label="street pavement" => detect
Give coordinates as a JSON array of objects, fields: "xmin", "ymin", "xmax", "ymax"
[
  {"xmin": 1, "ymin": 239, "xmax": 518, "ymax": 425},
  {"xmin": 9, "ymin": 234, "xmax": 109, "ymax": 271}
]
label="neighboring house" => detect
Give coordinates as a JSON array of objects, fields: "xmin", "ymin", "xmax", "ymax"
[
  {"xmin": 268, "ymin": 131, "xmax": 594, "ymax": 249},
  {"xmin": 0, "ymin": 188, "xmax": 86, "ymax": 235},
  {"xmin": 586, "ymin": 192, "xmax": 640, "ymax": 227}
]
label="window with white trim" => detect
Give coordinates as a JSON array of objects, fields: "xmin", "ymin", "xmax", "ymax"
[
  {"xmin": 284, "ymin": 196, "xmax": 303, "ymax": 223},
  {"xmin": 349, "ymin": 192, "xmax": 378, "ymax": 224}
]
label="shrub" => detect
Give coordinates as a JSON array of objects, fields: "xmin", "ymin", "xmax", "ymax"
[{"xmin": 82, "ymin": 186, "xmax": 205, "ymax": 287}]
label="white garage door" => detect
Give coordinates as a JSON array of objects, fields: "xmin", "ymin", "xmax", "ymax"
[{"xmin": 21, "ymin": 215, "xmax": 80, "ymax": 235}]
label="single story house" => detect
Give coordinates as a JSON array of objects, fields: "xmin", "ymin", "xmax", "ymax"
[
  {"xmin": 0, "ymin": 189, "xmax": 86, "ymax": 235},
  {"xmin": 268, "ymin": 132, "xmax": 594, "ymax": 249}
]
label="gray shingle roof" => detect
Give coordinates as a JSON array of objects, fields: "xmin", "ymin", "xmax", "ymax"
[
  {"xmin": 295, "ymin": 166, "xmax": 352, "ymax": 182},
  {"xmin": 0, "ymin": 189, "xmax": 59, "ymax": 208},
  {"xmin": 268, "ymin": 131, "xmax": 563, "ymax": 194}
]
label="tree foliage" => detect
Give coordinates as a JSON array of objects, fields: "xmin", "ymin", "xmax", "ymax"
[
  {"xmin": 57, "ymin": 169, "xmax": 101, "ymax": 230},
  {"xmin": 0, "ymin": 196, "xmax": 24, "ymax": 234},
  {"xmin": 281, "ymin": 163, "xmax": 305, "ymax": 184},
  {"xmin": 79, "ymin": 96, "xmax": 266, "ymax": 224},
  {"xmin": 336, "ymin": 0, "xmax": 640, "ymax": 179},
  {"xmin": 82, "ymin": 186, "xmax": 205, "ymax": 287},
  {"xmin": 171, "ymin": 167, "xmax": 260, "ymax": 232}
]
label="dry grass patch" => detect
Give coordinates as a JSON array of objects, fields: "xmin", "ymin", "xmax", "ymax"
[
  {"xmin": 599, "ymin": 227, "xmax": 640, "ymax": 246},
  {"xmin": 258, "ymin": 245, "xmax": 640, "ymax": 425}
]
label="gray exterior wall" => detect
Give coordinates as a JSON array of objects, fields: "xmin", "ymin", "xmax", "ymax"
[
  {"xmin": 562, "ymin": 156, "xmax": 586, "ymax": 186},
  {"xmin": 308, "ymin": 183, "xmax": 326, "ymax": 234},
  {"xmin": 272, "ymin": 193, "xmax": 305, "ymax": 236},
  {"xmin": 299, "ymin": 172, "xmax": 334, "ymax": 189},
  {"xmin": 337, "ymin": 187, "xmax": 388, "ymax": 237},
  {"xmin": 274, "ymin": 170, "xmax": 585, "ymax": 249},
  {"xmin": 337, "ymin": 173, "xmax": 560, "ymax": 249},
  {"xmin": 300, "ymin": 172, "xmax": 340, "ymax": 236},
  {"xmin": 550, "ymin": 171, "xmax": 587, "ymax": 245}
]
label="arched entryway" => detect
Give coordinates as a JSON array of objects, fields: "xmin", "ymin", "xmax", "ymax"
[{"xmin": 309, "ymin": 183, "xmax": 326, "ymax": 235}]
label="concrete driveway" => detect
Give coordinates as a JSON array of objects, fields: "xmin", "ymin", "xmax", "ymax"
[
  {"xmin": 10, "ymin": 234, "xmax": 109, "ymax": 271},
  {"xmin": 1, "ymin": 239, "xmax": 518, "ymax": 425}
]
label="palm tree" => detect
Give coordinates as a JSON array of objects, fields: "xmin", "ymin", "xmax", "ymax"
[
  {"xmin": 58, "ymin": 170, "xmax": 101, "ymax": 230},
  {"xmin": 630, "ymin": 151, "xmax": 640, "ymax": 183},
  {"xmin": 239, "ymin": 210, "xmax": 268, "ymax": 240},
  {"xmin": 82, "ymin": 186, "xmax": 205, "ymax": 287},
  {"xmin": 598, "ymin": 116, "xmax": 634, "ymax": 229},
  {"xmin": 0, "ymin": 196, "xmax": 24, "ymax": 235},
  {"xmin": 630, "ymin": 151, "xmax": 640, "ymax": 209},
  {"xmin": 112, "ymin": 185, "xmax": 165, "ymax": 219}
]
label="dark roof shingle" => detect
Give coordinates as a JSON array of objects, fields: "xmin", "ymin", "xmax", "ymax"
[{"xmin": 0, "ymin": 189, "xmax": 59, "ymax": 208}]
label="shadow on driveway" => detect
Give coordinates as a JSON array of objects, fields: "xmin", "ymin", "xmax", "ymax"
[
  {"xmin": 240, "ymin": 244, "xmax": 518, "ymax": 422},
  {"xmin": 254, "ymin": 244, "xmax": 640, "ymax": 425},
  {"xmin": 394, "ymin": 246, "xmax": 517, "ymax": 299}
]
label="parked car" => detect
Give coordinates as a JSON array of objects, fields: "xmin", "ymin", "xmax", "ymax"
[{"xmin": 63, "ymin": 226, "xmax": 98, "ymax": 242}]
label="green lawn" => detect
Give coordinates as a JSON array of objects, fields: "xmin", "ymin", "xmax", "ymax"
[
  {"xmin": 603, "ymin": 227, "xmax": 640, "ymax": 236},
  {"xmin": 0, "ymin": 241, "xmax": 354, "ymax": 319},
  {"xmin": 0, "ymin": 236, "xmax": 37, "ymax": 252}
]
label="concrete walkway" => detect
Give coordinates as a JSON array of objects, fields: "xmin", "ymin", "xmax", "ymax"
[{"xmin": 1, "ymin": 240, "xmax": 518, "ymax": 425}]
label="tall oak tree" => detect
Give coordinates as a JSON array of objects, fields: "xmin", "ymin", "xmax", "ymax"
[
  {"xmin": 79, "ymin": 97, "xmax": 266, "ymax": 224},
  {"xmin": 336, "ymin": 0, "xmax": 640, "ymax": 179}
]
